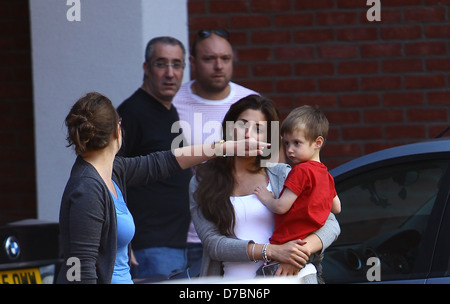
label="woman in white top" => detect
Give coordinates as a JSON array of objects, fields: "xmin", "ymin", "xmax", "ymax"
[{"xmin": 190, "ymin": 95, "xmax": 340, "ymax": 280}]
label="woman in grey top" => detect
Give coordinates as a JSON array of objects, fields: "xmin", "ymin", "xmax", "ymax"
[
  {"xmin": 57, "ymin": 92, "xmax": 269, "ymax": 284},
  {"xmin": 190, "ymin": 95, "xmax": 340, "ymax": 281}
]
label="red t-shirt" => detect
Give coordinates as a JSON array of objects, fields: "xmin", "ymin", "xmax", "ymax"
[{"xmin": 270, "ymin": 161, "xmax": 336, "ymax": 245}]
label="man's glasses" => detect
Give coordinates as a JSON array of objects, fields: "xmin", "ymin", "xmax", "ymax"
[
  {"xmin": 197, "ymin": 29, "xmax": 229, "ymax": 40},
  {"xmin": 150, "ymin": 60, "xmax": 185, "ymax": 71}
]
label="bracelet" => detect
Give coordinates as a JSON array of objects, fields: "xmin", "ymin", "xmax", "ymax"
[
  {"xmin": 251, "ymin": 243, "xmax": 257, "ymax": 263},
  {"xmin": 261, "ymin": 243, "xmax": 272, "ymax": 264},
  {"xmin": 214, "ymin": 140, "xmax": 226, "ymax": 157}
]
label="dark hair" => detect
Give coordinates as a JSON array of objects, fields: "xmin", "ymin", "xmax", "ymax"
[
  {"xmin": 194, "ymin": 94, "xmax": 280, "ymax": 236},
  {"xmin": 65, "ymin": 92, "xmax": 120, "ymax": 155}
]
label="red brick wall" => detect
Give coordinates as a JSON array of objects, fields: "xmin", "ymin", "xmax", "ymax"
[
  {"xmin": 188, "ymin": 0, "xmax": 450, "ymax": 168},
  {"xmin": 0, "ymin": 1, "xmax": 448, "ymax": 219},
  {"xmin": 0, "ymin": 0, "xmax": 36, "ymax": 221}
]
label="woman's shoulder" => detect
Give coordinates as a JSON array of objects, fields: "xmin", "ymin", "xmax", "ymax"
[
  {"xmin": 66, "ymin": 158, "xmax": 106, "ymax": 192},
  {"xmin": 65, "ymin": 173, "xmax": 105, "ymax": 197},
  {"xmin": 265, "ymin": 163, "xmax": 291, "ymax": 197},
  {"xmin": 266, "ymin": 162, "xmax": 291, "ymax": 176}
]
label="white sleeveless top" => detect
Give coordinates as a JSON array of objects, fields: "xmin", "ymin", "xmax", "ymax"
[{"xmin": 222, "ymin": 183, "xmax": 274, "ymax": 278}]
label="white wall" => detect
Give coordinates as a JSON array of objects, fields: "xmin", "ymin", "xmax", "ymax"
[{"xmin": 29, "ymin": 0, "xmax": 189, "ymax": 221}]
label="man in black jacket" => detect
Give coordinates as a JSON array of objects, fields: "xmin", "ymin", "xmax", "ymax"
[{"xmin": 117, "ymin": 36, "xmax": 191, "ymax": 279}]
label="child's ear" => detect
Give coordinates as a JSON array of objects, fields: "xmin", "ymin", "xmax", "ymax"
[{"xmin": 315, "ymin": 136, "xmax": 324, "ymax": 149}]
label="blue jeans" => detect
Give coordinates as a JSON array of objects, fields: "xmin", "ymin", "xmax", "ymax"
[
  {"xmin": 132, "ymin": 247, "xmax": 187, "ymax": 279},
  {"xmin": 187, "ymin": 243, "xmax": 203, "ymax": 268}
]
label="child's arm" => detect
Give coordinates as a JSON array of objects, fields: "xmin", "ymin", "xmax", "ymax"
[
  {"xmin": 331, "ymin": 194, "xmax": 341, "ymax": 214},
  {"xmin": 254, "ymin": 186, "xmax": 298, "ymax": 214}
]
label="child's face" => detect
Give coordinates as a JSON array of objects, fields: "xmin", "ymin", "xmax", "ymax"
[{"xmin": 282, "ymin": 129, "xmax": 318, "ymax": 164}]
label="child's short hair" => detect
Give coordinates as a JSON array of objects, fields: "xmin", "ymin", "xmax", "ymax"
[{"xmin": 281, "ymin": 105, "xmax": 329, "ymax": 143}]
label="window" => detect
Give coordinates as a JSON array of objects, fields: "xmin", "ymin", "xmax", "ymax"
[{"xmin": 324, "ymin": 159, "xmax": 450, "ymax": 283}]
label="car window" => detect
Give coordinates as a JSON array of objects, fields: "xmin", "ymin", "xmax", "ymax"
[{"xmin": 324, "ymin": 159, "xmax": 450, "ymax": 283}]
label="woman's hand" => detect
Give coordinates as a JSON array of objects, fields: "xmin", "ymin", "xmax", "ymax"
[
  {"xmin": 224, "ymin": 138, "xmax": 270, "ymax": 157},
  {"xmin": 268, "ymin": 239, "xmax": 310, "ymax": 269}
]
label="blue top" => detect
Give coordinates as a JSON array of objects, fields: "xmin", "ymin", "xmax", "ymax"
[{"xmin": 110, "ymin": 180, "xmax": 135, "ymax": 284}]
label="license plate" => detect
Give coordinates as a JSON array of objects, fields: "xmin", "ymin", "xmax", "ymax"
[{"xmin": 0, "ymin": 268, "xmax": 42, "ymax": 284}]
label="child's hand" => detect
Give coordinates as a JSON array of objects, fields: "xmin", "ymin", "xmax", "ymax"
[{"xmin": 253, "ymin": 186, "xmax": 274, "ymax": 204}]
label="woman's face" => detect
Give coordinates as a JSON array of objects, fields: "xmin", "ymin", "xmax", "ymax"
[{"xmin": 234, "ymin": 109, "xmax": 268, "ymax": 142}]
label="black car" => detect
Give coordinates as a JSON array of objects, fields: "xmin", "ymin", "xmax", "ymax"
[
  {"xmin": 322, "ymin": 136, "xmax": 450, "ymax": 284},
  {"xmin": 0, "ymin": 219, "xmax": 62, "ymax": 284}
]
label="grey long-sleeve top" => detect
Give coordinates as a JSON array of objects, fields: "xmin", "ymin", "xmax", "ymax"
[
  {"xmin": 57, "ymin": 151, "xmax": 180, "ymax": 284},
  {"xmin": 189, "ymin": 163, "xmax": 341, "ymax": 277}
]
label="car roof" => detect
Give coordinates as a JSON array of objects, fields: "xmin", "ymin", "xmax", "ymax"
[
  {"xmin": 330, "ymin": 137, "xmax": 450, "ymax": 179},
  {"xmin": 0, "ymin": 218, "xmax": 57, "ymax": 227}
]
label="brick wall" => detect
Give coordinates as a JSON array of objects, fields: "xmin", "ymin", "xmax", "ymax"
[
  {"xmin": 188, "ymin": 0, "xmax": 450, "ymax": 168},
  {"xmin": 0, "ymin": 1, "xmax": 448, "ymax": 220},
  {"xmin": 0, "ymin": 0, "xmax": 36, "ymax": 221}
]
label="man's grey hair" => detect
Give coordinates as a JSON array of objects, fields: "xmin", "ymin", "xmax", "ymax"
[{"xmin": 144, "ymin": 36, "xmax": 186, "ymax": 63}]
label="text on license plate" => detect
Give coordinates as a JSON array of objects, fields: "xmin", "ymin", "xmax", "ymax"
[{"xmin": 0, "ymin": 268, "xmax": 42, "ymax": 284}]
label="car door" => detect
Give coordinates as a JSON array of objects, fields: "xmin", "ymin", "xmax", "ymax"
[
  {"xmin": 322, "ymin": 156, "xmax": 450, "ymax": 284},
  {"xmin": 425, "ymin": 165, "xmax": 450, "ymax": 284}
]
